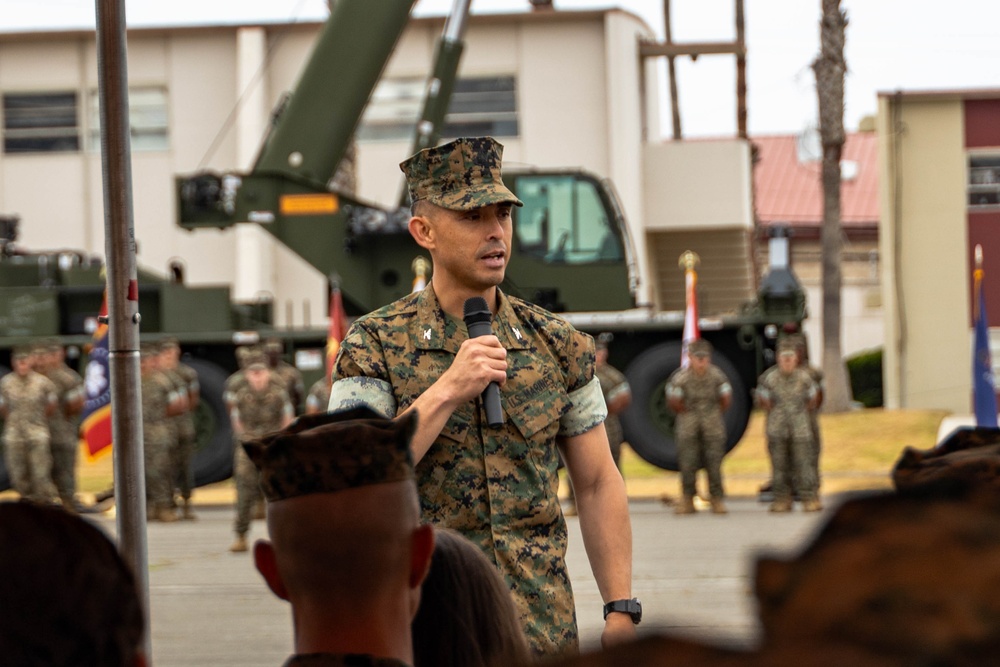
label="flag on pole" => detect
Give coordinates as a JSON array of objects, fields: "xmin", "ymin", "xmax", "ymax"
[
  {"xmin": 412, "ymin": 256, "xmax": 429, "ymax": 293},
  {"xmin": 973, "ymin": 244, "xmax": 998, "ymax": 427},
  {"xmin": 80, "ymin": 292, "xmax": 113, "ymax": 459},
  {"xmin": 679, "ymin": 251, "xmax": 701, "ymax": 368},
  {"xmin": 326, "ymin": 282, "xmax": 348, "ymax": 381}
]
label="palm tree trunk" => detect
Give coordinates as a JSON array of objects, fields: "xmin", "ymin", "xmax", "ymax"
[{"xmin": 813, "ymin": 0, "xmax": 853, "ymax": 412}]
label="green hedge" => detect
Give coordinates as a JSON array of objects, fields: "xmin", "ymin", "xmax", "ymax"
[{"xmin": 846, "ymin": 347, "xmax": 883, "ymax": 408}]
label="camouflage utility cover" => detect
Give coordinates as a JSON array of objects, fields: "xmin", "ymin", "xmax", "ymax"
[
  {"xmin": 329, "ymin": 286, "xmax": 607, "ymax": 656},
  {"xmin": 400, "ymin": 136, "xmax": 523, "ymax": 211},
  {"xmin": 244, "ymin": 407, "xmax": 416, "ymax": 502}
]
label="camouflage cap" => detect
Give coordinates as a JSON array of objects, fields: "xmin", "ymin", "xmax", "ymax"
[
  {"xmin": 264, "ymin": 338, "xmax": 283, "ymax": 354},
  {"xmin": 244, "ymin": 350, "xmax": 268, "ymax": 371},
  {"xmin": 139, "ymin": 341, "xmax": 161, "ymax": 358},
  {"xmin": 400, "ymin": 136, "xmax": 524, "ymax": 211},
  {"xmin": 688, "ymin": 339, "xmax": 712, "ymax": 357},
  {"xmin": 10, "ymin": 345, "xmax": 31, "ymax": 361},
  {"xmin": 242, "ymin": 407, "xmax": 417, "ymax": 502},
  {"xmin": 777, "ymin": 338, "xmax": 798, "ymax": 356},
  {"xmin": 596, "ymin": 332, "xmax": 614, "ymax": 351}
]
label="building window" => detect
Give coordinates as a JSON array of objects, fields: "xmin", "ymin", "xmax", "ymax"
[
  {"xmin": 358, "ymin": 76, "xmax": 518, "ymax": 142},
  {"xmin": 969, "ymin": 154, "xmax": 1000, "ymax": 208},
  {"xmin": 2, "ymin": 92, "xmax": 80, "ymax": 154},
  {"xmin": 87, "ymin": 86, "xmax": 169, "ymax": 151}
]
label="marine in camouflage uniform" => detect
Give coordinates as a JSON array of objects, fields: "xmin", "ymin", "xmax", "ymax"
[
  {"xmin": 0, "ymin": 348, "xmax": 59, "ymax": 502},
  {"xmin": 265, "ymin": 339, "xmax": 305, "ymax": 415},
  {"xmin": 305, "ymin": 376, "xmax": 331, "ymax": 415},
  {"xmin": 160, "ymin": 339, "xmax": 200, "ymax": 519},
  {"xmin": 229, "ymin": 352, "xmax": 293, "ymax": 552},
  {"xmin": 38, "ymin": 341, "xmax": 85, "ymax": 509},
  {"xmin": 141, "ymin": 343, "xmax": 182, "ymax": 522},
  {"xmin": 756, "ymin": 341, "xmax": 820, "ymax": 512},
  {"xmin": 665, "ymin": 339, "xmax": 732, "ymax": 514},
  {"xmin": 330, "ymin": 137, "xmax": 636, "ymax": 656}
]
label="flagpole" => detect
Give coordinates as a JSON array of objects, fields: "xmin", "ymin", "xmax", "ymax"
[
  {"xmin": 973, "ymin": 244, "xmax": 998, "ymax": 427},
  {"xmin": 95, "ymin": 0, "xmax": 150, "ymax": 656}
]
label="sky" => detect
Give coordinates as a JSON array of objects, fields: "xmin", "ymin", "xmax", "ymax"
[{"xmin": 2, "ymin": 0, "xmax": 1000, "ymax": 138}]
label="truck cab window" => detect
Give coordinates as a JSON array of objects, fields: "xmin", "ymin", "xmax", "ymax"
[{"xmin": 514, "ymin": 174, "xmax": 622, "ymax": 264}]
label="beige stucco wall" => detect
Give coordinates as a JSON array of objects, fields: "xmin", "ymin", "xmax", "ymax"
[
  {"xmin": 878, "ymin": 94, "xmax": 970, "ymax": 411},
  {"xmin": 0, "ymin": 10, "xmax": 658, "ymax": 327}
]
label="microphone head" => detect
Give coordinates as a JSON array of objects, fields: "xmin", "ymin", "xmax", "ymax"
[{"xmin": 463, "ymin": 297, "xmax": 491, "ymax": 325}]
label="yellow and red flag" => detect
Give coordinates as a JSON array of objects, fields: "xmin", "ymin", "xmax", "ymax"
[
  {"xmin": 326, "ymin": 284, "xmax": 348, "ymax": 381},
  {"xmin": 80, "ymin": 292, "xmax": 113, "ymax": 459}
]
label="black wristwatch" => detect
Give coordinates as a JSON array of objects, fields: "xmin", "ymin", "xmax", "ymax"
[{"xmin": 603, "ymin": 598, "xmax": 642, "ymax": 624}]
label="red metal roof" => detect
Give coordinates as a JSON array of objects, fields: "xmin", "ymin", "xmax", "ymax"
[{"xmin": 752, "ymin": 132, "xmax": 879, "ymax": 228}]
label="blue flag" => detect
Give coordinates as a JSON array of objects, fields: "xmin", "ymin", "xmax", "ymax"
[{"xmin": 973, "ymin": 263, "xmax": 998, "ymax": 427}]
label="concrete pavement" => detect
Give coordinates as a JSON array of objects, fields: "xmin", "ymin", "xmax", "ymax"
[{"xmin": 81, "ymin": 496, "xmax": 834, "ymax": 666}]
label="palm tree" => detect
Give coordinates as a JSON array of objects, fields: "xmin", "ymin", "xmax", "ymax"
[{"xmin": 813, "ymin": 0, "xmax": 853, "ymax": 412}]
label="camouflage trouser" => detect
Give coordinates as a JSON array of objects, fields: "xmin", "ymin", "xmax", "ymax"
[
  {"xmin": 172, "ymin": 430, "xmax": 196, "ymax": 501},
  {"xmin": 767, "ymin": 431, "xmax": 817, "ymax": 501},
  {"xmin": 3, "ymin": 433, "xmax": 57, "ymax": 502},
  {"xmin": 233, "ymin": 440, "xmax": 262, "ymax": 536},
  {"xmin": 809, "ymin": 412, "xmax": 822, "ymax": 487},
  {"xmin": 676, "ymin": 414, "xmax": 726, "ymax": 499},
  {"xmin": 50, "ymin": 436, "xmax": 78, "ymax": 502},
  {"xmin": 144, "ymin": 435, "xmax": 174, "ymax": 512}
]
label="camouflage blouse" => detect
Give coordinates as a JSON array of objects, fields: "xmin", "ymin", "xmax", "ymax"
[{"xmin": 330, "ymin": 287, "xmax": 606, "ymax": 656}]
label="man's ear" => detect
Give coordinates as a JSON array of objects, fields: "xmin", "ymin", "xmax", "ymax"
[
  {"xmin": 253, "ymin": 539, "xmax": 290, "ymax": 601},
  {"xmin": 408, "ymin": 215, "xmax": 434, "ymax": 250},
  {"xmin": 409, "ymin": 523, "xmax": 435, "ymax": 589}
]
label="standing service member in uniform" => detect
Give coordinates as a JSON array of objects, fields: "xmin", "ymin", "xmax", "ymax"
[
  {"xmin": 0, "ymin": 346, "xmax": 59, "ymax": 503},
  {"xmin": 38, "ymin": 340, "xmax": 85, "ymax": 511},
  {"xmin": 665, "ymin": 339, "xmax": 732, "ymax": 515},
  {"xmin": 756, "ymin": 339, "xmax": 820, "ymax": 512},
  {"xmin": 329, "ymin": 137, "xmax": 637, "ymax": 657}
]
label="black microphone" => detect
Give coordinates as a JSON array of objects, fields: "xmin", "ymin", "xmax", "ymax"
[{"xmin": 463, "ymin": 297, "xmax": 504, "ymax": 427}]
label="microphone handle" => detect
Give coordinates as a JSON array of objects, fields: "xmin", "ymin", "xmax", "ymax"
[{"xmin": 465, "ymin": 318, "xmax": 504, "ymax": 427}]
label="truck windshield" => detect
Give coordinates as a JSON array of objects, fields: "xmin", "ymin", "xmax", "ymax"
[{"xmin": 514, "ymin": 174, "xmax": 622, "ymax": 264}]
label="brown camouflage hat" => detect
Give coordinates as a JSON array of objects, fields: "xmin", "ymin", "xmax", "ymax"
[
  {"xmin": 11, "ymin": 346, "xmax": 31, "ymax": 361},
  {"xmin": 400, "ymin": 136, "xmax": 524, "ymax": 211},
  {"xmin": 242, "ymin": 407, "xmax": 417, "ymax": 502},
  {"xmin": 139, "ymin": 341, "xmax": 161, "ymax": 358},
  {"xmin": 244, "ymin": 350, "xmax": 268, "ymax": 371},
  {"xmin": 777, "ymin": 338, "xmax": 798, "ymax": 356},
  {"xmin": 596, "ymin": 332, "xmax": 614, "ymax": 351},
  {"xmin": 688, "ymin": 339, "xmax": 712, "ymax": 357}
]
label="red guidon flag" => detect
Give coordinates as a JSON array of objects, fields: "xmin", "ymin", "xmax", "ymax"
[
  {"xmin": 80, "ymin": 292, "xmax": 112, "ymax": 459},
  {"xmin": 680, "ymin": 252, "xmax": 701, "ymax": 368},
  {"xmin": 326, "ymin": 283, "xmax": 348, "ymax": 381}
]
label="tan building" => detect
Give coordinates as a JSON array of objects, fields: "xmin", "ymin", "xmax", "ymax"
[
  {"xmin": 877, "ymin": 89, "xmax": 1000, "ymax": 412},
  {"xmin": 0, "ymin": 7, "xmax": 762, "ymax": 330}
]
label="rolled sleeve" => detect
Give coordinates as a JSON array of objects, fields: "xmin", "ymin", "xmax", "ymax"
[
  {"xmin": 559, "ymin": 375, "xmax": 607, "ymax": 437},
  {"xmin": 328, "ymin": 376, "xmax": 397, "ymax": 419}
]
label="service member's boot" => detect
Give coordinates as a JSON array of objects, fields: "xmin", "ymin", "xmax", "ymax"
[
  {"xmin": 156, "ymin": 507, "xmax": 179, "ymax": 523},
  {"xmin": 801, "ymin": 497, "xmax": 823, "ymax": 512},
  {"xmin": 769, "ymin": 496, "xmax": 793, "ymax": 513},
  {"xmin": 229, "ymin": 533, "xmax": 249, "ymax": 553},
  {"xmin": 674, "ymin": 495, "xmax": 696, "ymax": 515},
  {"xmin": 181, "ymin": 499, "xmax": 197, "ymax": 521},
  {"xmin": 710, "ymin": 497, "xmax": 728, "ymax": 515}
]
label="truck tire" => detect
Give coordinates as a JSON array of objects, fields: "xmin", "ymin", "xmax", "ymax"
[
  {"xmin": 185, "ymin": 358, "xmax": 234, "ymax": 486},
  {"xmin": 0, "ymin": 364, "xmax": 8, "ymax": 491},
  {"xmin": 621, "ymin": 342, "xmax": 749, "ymax": 471}
]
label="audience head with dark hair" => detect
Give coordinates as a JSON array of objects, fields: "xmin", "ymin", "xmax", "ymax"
[
  {"xmin": 245, "ymin": 407, "xmax": 435, "ymax": 666},
  {"xmin": 412, "ymin": 527, "xmax": 530, "ymax": 667},
  {"xmin": 0, "ymin": 501, "xmax": 145, "ymax": 667}
]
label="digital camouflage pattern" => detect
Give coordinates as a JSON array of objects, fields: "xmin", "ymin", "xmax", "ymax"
[
  {"xmin": 42, "ymin": 362, "xmax": 84, "ymax": 503},
  {"xmin": 757, "ymin": 367, "xmax": 818, "ymax": 501},
  {"xmin": 596, "ymin": 362, "xmax": 629, "ymax": 466},
  {"xmin": 330, "ymin": 287, "xmax": 606, "ymax": 656},
  {"xmin": 167, "ymin": 362, "xmax": 200, "ymax": 501},
  {"xmin": 244, "ymin": 408, "xmax": 415, "ymax": 502},
  {"xmin": 306, "ymin": 377, "xmax": 331, "ymax": 414},
  {"xmin": 141, "ymin": 370, "xmax": 179, "ymax": 513},
  {"xmin": 666, "ymin": 365, "xmax": 732, "ymax": 499},
  {"xmin": 0, "ymin": 370, "xmax": 58, "ymax": 501},
  {"xmin": 399, "ymin": 136, "xmax": 523, "ymax": 211},
  {"xmin": 231, "ymin": 378, "xmax": 293, "ymax": 536}
]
